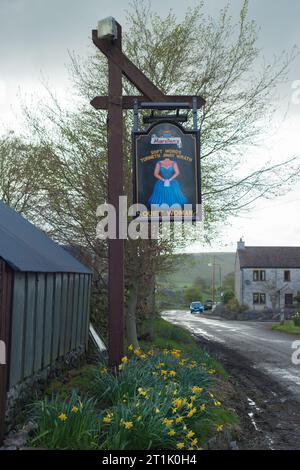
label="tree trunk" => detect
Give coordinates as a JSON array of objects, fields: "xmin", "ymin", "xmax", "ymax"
[
  {"xmin": 146, "ymin": 274, "xmax": 156, "ymax": 340},
  {"xmin": 125, "ymin": 281, "xmax": 139, "ymax": 349}
]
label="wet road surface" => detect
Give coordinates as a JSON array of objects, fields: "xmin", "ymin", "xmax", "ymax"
[{"xmin": 162, "ymin": 310, "xmax": 300, "ymax": 398}]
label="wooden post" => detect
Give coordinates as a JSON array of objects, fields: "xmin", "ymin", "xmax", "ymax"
[
  {"xmin": 0, "ymin": 261, "xmax": 12, "ymax": 444},
  {"xmin": 91, "ymin": 21, "xmax": 205, "ymax": 367},
  {"xmin": 107, "ymin": 23, "xmax": 124, "ymax": 367}
]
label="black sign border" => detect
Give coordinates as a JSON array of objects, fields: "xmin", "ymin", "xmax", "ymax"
[{"xmin": 132, "ymin": 120, "xmax": 202, "ymax": 222}]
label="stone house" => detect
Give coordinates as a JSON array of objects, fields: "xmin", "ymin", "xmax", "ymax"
[{"xmin": 235, "ymin": 239, "xmax": 300, "ymax": 310}]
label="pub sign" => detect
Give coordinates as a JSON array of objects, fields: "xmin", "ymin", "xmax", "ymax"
[{"xmin": 133, "ymin": 121, "xmax": 201, "ymax": 220}]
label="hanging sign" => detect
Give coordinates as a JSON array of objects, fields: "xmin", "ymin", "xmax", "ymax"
[{"xmin": 133, "ymin": 121, "xmax": 201, "ymax": 220}]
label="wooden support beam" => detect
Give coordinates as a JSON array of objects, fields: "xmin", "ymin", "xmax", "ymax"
[
  {"xmin": 92, "ymin": 30, "xmax": 166, "ymax": 102},
  {"xmin": 91, "ymin": 94, "xmax": 206, "ymax": 110}
]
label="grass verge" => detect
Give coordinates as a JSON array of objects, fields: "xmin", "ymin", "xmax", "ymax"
[
  {"xmin": 272, "ymin": 320, "xmax": 300, "ymax": 335},
  {"xmin": 28, "ymin": 317, "xmax": 239, "ymax": 450}
]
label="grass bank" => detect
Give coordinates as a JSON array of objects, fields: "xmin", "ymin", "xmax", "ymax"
[
  {"xmin": 272, "ymin": 320, "xmax": 300, "ymax": 335},
  {"xmin": 27, "ymin": 318, "xmax": 239, "ymax": 450}
]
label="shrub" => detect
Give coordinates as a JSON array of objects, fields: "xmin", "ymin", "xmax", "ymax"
[
  {"xmin": 223, "ymin": 290, "xmax": 235, "ymax": 305},
  {"xmin": 224, "ymin": 297, "xmax": 248, "ymax": 313},
  {"xmin": 292, "ymin": 312, "xmax": 300, "ymax": 327}
]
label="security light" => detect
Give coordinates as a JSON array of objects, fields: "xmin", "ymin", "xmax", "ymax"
[{"xmin": 97, "ymin": 17, "xmax": 118, "ymax": 41}]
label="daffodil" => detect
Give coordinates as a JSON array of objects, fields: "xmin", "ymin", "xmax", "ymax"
[
  {"xmin": 123, "ymin": 421, "xmax": 133, "ymax": 430},
  {"xmin": 71, "ymin": 405, "xmax": 79, "ymax": 414},
  {"xmin": 216, "ymin": 424, "xmax": 224, "ymax": 432},
  {"xmin": 169, "ymin": 370, "xmax": 177, "ymax": 377},
  {"xmin": 175, "ymin": 416, "xmax": 183, "ymax": 424},
  {"xmin": 186, "ymin": 430, "xmax": 195, "ymax": 439},
  {"xmin": 162, "ymin": 418, "xmax": 173, "ymax": 427},
  {"xmin": 128, "ymin": 344, "xmax": 134, "ymax": 351},
  {"xmin": 103, "ymin": 415, "xmax": 112, "ymax": 424},
  {"xmin": 173, "ymin": 398, "xmax": 184, "ymax": 408},
  {"xmin": 191, "ymin": 438, "xmax": 198, "ymax": 446},
  {"xmin": 187, "ymin": 407, "xmax": 196, "ymax": 418},
  {"xmin": 58, "ymin": 413, "xmax": 68, "ymax": 422},
  {"xmin": 192, "ymin": 386, "xmax": 202, "ymax": 394},
  {"xmin": 155, "ymin": 362, "xmax": 165, "ymax": 369},
  {"xmin": 214, "ymin": 400, "xmax": 221, "ymax": 407},
  {"xmin": 121, "ymin": 356, "xmax": 128, "ymax": 364},
  {"xmin": 176, "ymin": 442, "xmax": 184, "ymax": 449},
  {"xmin": 168, "ymin": 429, "xmax": 176, "ymax": 437}
]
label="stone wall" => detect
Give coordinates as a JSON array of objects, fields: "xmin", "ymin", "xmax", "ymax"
[{"xmin": 5, "ymin": 346, "xmax": 86, "ymax": 432}]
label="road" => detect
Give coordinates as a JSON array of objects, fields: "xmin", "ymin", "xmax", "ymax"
[{"xmin": 162, "ymin": 310, "xmax": 300, "ymax": 398}]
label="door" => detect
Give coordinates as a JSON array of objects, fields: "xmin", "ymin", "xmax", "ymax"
[{"xmin": 284, "ymin": 293, "xmax": 293, "ymax": 306}]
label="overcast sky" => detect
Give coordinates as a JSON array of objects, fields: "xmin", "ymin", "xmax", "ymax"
[{"xmin": 0, "ymin": 0, "xmax": 300, "ymax": 252}]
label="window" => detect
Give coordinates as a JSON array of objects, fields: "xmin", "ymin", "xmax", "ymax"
[
  {"xmin": 253, "ymin": 270, "xmax": 266, "ymax": 281},
  {"xmin": 253, "ymin": 293, "xmax": 266, "ymax": 305},
  {"xmin": 284, "ymin": 270, "xmax": 291, "ymax": 282},
  {"xmin": 285, "ymin": 294, "xmax": 293, "ymax": 306}
]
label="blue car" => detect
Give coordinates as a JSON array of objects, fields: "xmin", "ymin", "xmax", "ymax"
[{"xmin": 190, "ymin": 301, "xmax": 204, "ymax": 314}]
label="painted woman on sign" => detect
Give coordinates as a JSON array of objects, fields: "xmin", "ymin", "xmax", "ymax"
[{"xmin": 148, "ymin": 156, "xmax": 187, "ymax": 208}]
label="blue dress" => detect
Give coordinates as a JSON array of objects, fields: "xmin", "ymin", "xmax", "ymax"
[{"xmin": 148, "ymin": 162, "xmax": 187, "ymax": 208}]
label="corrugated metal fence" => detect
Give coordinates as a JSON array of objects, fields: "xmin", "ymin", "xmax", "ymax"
[{"xmin": 9, "ymin": 272, "xmax": 91, "ymax": 388}]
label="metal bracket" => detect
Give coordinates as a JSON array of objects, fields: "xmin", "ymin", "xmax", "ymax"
[{"xmin": 133, "ymin": 99, "xmax": 199, "ymax": 132}]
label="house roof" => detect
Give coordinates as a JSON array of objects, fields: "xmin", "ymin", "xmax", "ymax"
[
  {"xmin": 0, "ymin": 201, "xmax": 92, "ymax": 273},
  {"xmin": 237, "ymin": 246, "xmax": 300, "ymax": 269}
]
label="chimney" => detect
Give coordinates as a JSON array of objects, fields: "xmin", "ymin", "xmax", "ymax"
[{"xmin": 237, "ymin": 238, "xmax": 245, "ymax": 250}]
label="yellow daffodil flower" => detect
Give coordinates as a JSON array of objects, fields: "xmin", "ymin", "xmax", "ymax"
[
  {"xmin": 58, "ymin": 413, "xmax": 67, "ymax": 422},
  {"xmin": 175, "ymin": 416, "xmax": 183, "ymax": 424},
  {"xmin": 192, "ymin": 386, "xmax": 202, "ymax": 394},
  {"xmin": 123, "ymin": 421, "xmax": 133, "ymax": 430}
]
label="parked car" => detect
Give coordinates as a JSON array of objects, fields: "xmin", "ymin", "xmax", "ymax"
[
  {"xmin": 190, "ymin": 301, "xmax": 204, "ymax": 314},
  {"xmin": 204, "ymin": 300, "xmax": 214, "ymax": 311}
]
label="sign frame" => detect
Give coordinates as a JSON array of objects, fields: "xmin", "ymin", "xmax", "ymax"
[{"xmin": 132, "ymin": 119, "xmax": 202, "ymax": 222}]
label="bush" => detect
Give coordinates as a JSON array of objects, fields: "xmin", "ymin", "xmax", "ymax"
[
  {"xmin": 224, "ymin": 297, "xmax": 248, "ymax": 313},
  {"xmin": 292, "ymin": 312, "xmax": 300, "ymax": 327},
  {"xmin": 29, "ymin": 391, "xmax": 100, "ymax": 449},
  {"xmin": 223, "ymin": 290, "xmax": 235, "ymax": 305}
]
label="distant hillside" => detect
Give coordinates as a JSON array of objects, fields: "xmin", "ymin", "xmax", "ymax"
[
  {"xmin": 156, "ymin": 252, "xmax": 235, "ymax": 309},
  {"xmin": 157, "ymin": 252, "xmax": 235, "ymax": 287}
]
